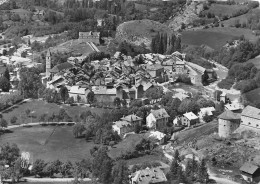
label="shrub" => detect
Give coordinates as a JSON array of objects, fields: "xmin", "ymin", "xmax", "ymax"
[{"xmin": 217, "ymin": 78, "xmax": 235, "ymax": 89}]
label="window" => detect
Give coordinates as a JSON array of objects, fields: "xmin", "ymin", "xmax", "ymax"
[{"xmin": 248, "ymin": 122, "xmax": 251, "ymax": 125}]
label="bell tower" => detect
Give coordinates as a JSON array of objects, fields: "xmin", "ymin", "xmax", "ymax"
[{"xmin": 46, "ymin": 49, "xmax": 51, "ymax": 77}]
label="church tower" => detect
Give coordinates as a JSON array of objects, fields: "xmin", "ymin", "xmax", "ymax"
[{"xmin": 46, "ymin": 49, "xmax": 51, "ymax": 77}]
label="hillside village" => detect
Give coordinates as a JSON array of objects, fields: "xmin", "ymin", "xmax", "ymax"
[{"xmin": 0, "ymin": 0, "xmax": 260, "ymax": 184}]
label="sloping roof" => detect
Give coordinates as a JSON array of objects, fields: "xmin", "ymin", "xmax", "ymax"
[
  {"xmin": 240, "ymin": 163, "xmax": 259, "ymax": 175},
  {"xmin": 69, "ymin": 86, "xmax": 89, "ymax": 95},
  {"xmin": 225, "ymin": 103, "xmax": 243, "ymax": 111},
  {"xmin": 131, "ymin": 167, "xmax": 167, "ymax": 184},
  {"xmin": 150, "ymin": 108, "xmax": 170, "ymax": 119},
  {"xmin": 113, "ymin": 121, "xmax": 131, "ymax": 128},
  {"xmin": 183, "ymin": 112, "xmax": 198, "ymax": 120},
  {"xmin": 218, "ymin": 110, "xmax": 241, "ymax": 120},
  {"xmin": 242, "ymin": 105, "xmax": 260, "ymax": 120},
  {"xmin": 121, "ymin": 114, "xmax": 142, "ymax": 122},
  {"xmin": 200, "ymin": 107, "xmax": 215, "ymax": 116},
  {"xmin": 149, "ymin": 131, "xmax": 166, "ymax": 141},
  {"xmin": 50, "ymin": 62, "xmax": 73, "ymax": 73},
  {"xmin": 146, "ymin": 64, "xmax": 163, "ymax": 71}
]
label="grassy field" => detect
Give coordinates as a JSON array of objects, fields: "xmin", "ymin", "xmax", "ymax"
[
  {"xmin": 108, "ymin": 133, "xmax": 162, "ymax": 165},
  {"xmin": 2, "ymin": 100, "xmax": 107, "ymax": 125},
  {"xmin": 181, "ymin": 27, "xmax": 258, "ymax": 49},
  {"xmin": 0, "ymin": 125, "xmax": 98, "ymax": 162},
  {"xmin": 206, "ymin": 4, "xmax": 248, "ymax": 17},
  {"xmin": 51, "ymin": 40, "xmax": 94, "ymax": 56},
  {"xmin": 222, "ymin": 9, "xmax": 260, "ymax": 27},
  {"xmin": 245, "ymin": 87, "xmax": 260, "ymax": 104}
]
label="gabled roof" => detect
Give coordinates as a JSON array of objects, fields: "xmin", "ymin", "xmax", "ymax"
[
  {"xmin": 146, "ymin": 64, "xmax": 163, "ymax": 71},
  {"xmin": 69, "ymin": 86, "xmax": 89, "ymax": 95},
  {"xmin": 218, "ymin": 110, "xmax": 241, "ymax": 120},
  {"xmin": 150, "ymin": 109, "xmax": 170, "ymax": 119},
  {"xmin": 242, "ymin": 105, "xmax": 260, "ymax": 120},
  {"xmin": 240, "ymin": 162, "xmax": 259, "ymax": 175},
  {"xmin": 121, "ymin": 114, "xmax": 142, "ymax": 122},
  {"xmin": 183, "ymin": 112, "xmax": 198, "ymax": 120},
  {"xmin": 113, "ymin": 121, "xmax": 131, "ymax": 128},
  {"xmin": 200, "ymin": 107, "xmax": 215, "ymax": 116}
]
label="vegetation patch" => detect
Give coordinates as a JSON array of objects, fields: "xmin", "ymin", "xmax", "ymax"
[{"xmin": 0, "ymin": 126, "xmax": 99, "ymax": 162}]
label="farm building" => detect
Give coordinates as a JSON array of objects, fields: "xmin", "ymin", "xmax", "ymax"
[
  {"xmin": 182, "ymin": 112, "xmax": 199, "ymax": 127},
  {"xmin": 240, "ymin": 162, "xmax": 260, "ymax": 183},
  {"xmin": 218, "ymin": 110, "xmax": 241, "ymax": 138},
  {"xmin": 78, "ymin": 31, "xmax": 100, "ymax": 44},
  {"xmin": 175, "ymin": 60, "xmax": 185, "ymax": 74},
  {"xmin": 240, "ymin": 106, "xmax": 260, "ymax": 133},
  {"xmin": 146, "ymin": 108, "xmax": 169, "ymax": 130}
]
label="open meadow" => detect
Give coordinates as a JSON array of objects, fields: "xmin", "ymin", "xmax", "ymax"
[
  {"xmin": 0, "ymin": 125, "xmax": 98, "ymax": 162},
  {"xmin": 181, "ymin": 27, "xmax": 258, "ymax": 49},
  {"xmin": 205, "ymin": 4, "xmax": 248, "ymax": 17},
  {"xmin": 2, "ymin": 99, "xmax": 107, "ymax": 125}
]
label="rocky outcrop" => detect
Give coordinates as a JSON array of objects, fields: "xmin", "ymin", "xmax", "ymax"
[{"xmin": 115, "ymin": 19, "xmax": 174, "ymax": 48}]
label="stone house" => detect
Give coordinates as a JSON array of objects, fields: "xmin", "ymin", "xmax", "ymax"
[
  {"xmin": 218, "ymin": 110, "xmax": 241, "ymax": 138},
  {"xmin": 181, "ymin": 112, "xmax": 199, "ymax": 127},
  {"xmin": 241, "ymin": 105, "xmax": 260, "ymax": 133},
  {"xmin": 68, "ymin": 86, "xmax": 90, "ymax": 103},
  {"xmin": 146, "ymin": 109, "xmax": 169, "ymax": 130},
  {"xmin": 112, "ymin": 121, "xmax": 133, "ymax": 136},
  {"xmin": 121, "ymin": 114, "xmax": 143, "ymax": 126},
  {"xmin": 146, "ymin": 64, "xmax": 164, "ymax": 78}
]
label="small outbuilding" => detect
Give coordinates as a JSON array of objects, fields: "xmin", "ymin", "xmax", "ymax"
[{"xmin": 240, "ymin": 162, "xmax": 260, "ymax": 183}]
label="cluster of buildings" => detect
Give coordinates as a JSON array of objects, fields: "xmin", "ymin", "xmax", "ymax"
[
  {"xmin": 218, "ymin": 104, "xmax": 260, "ymax": 138},
  {"xmin": 42, "ymin": 46, "xmax": 215, "ymax": 105}
]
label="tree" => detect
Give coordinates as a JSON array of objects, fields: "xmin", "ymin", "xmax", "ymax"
[
  {"xmin": 4, "ymin": 68, "xmax": 10, "ymax": 81},
  {"xmin": 73, "ymin": 123, "xmax": 86, "ymax": 138},
  {"xmin": 0, "ymin": 143, "xmax": 20, "ymax": 166},
  {"xmin": 112, "ymin": 160, "xmax": 129, "ymax": 184},
  {"xmin": 0, "ymin": 77, "xmax": 11, "ymax": 92},
  {"xmin": 144, "ymin": 86, "xmax": 164, "ymax": 100},
  {"xmin": 25, "ymin": 109, "xmax": 31, "ymax": 117},
  {"xmin": 18, "ymin": 68, "xmax": 42, "ymax": 98},
  {"xmin": 0, "ymin": 118, "xmax": 7, "ymax": 128},
  {"xmin": 61, "ymin": 161, "xmax": 73, "ymax": 177},
  {"xmin": 60, "ymin": 86, "xmax": 69, "ymax": 103},
  {"xmin": 92, "ymin": 146, "xmax": 113, "ymax": 184},
  {"xmin": 77, "ymin": 95, "xmax": 81, "ymax": 103},
  {"xmin": 31, "ymin": 159, "xmax": 46, "ymax": 177},
  {"xmin": 198, "ymin": 158, "xmax": 209, "ymax": 183},
  {"xmin": 114, "ymin": 97, "xmax": 121, "ymax": 107},
  {"xmin": 203, "ymin": 112, "xmax": 213, "ymax": 123},
  {"xmin": 134, "ymin": 123, "xmax": 141, "ymax": 134},
  {"xmin": 87, "ymin": 91, "xmax": 95, "ymax": 104},
  {"xmin": 10, "ymin": 116, "xmax": 17, "ymax": 124},
  {"xmin": 67, "ymin": 97, "xmax": 74, "ymax": 105},
  {"xmin": 45, "ymin": 160, "xmax": 62, "ymax": 177}
]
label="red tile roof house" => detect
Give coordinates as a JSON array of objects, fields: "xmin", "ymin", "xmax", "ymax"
[{"xmin": 240, "ymin": 162, "xmax": 260, "ymax": 183}]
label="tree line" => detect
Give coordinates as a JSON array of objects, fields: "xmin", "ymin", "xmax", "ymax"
[{"xmin": 151, "ymin": 33, "xmax": 181, "ymax": 55}]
